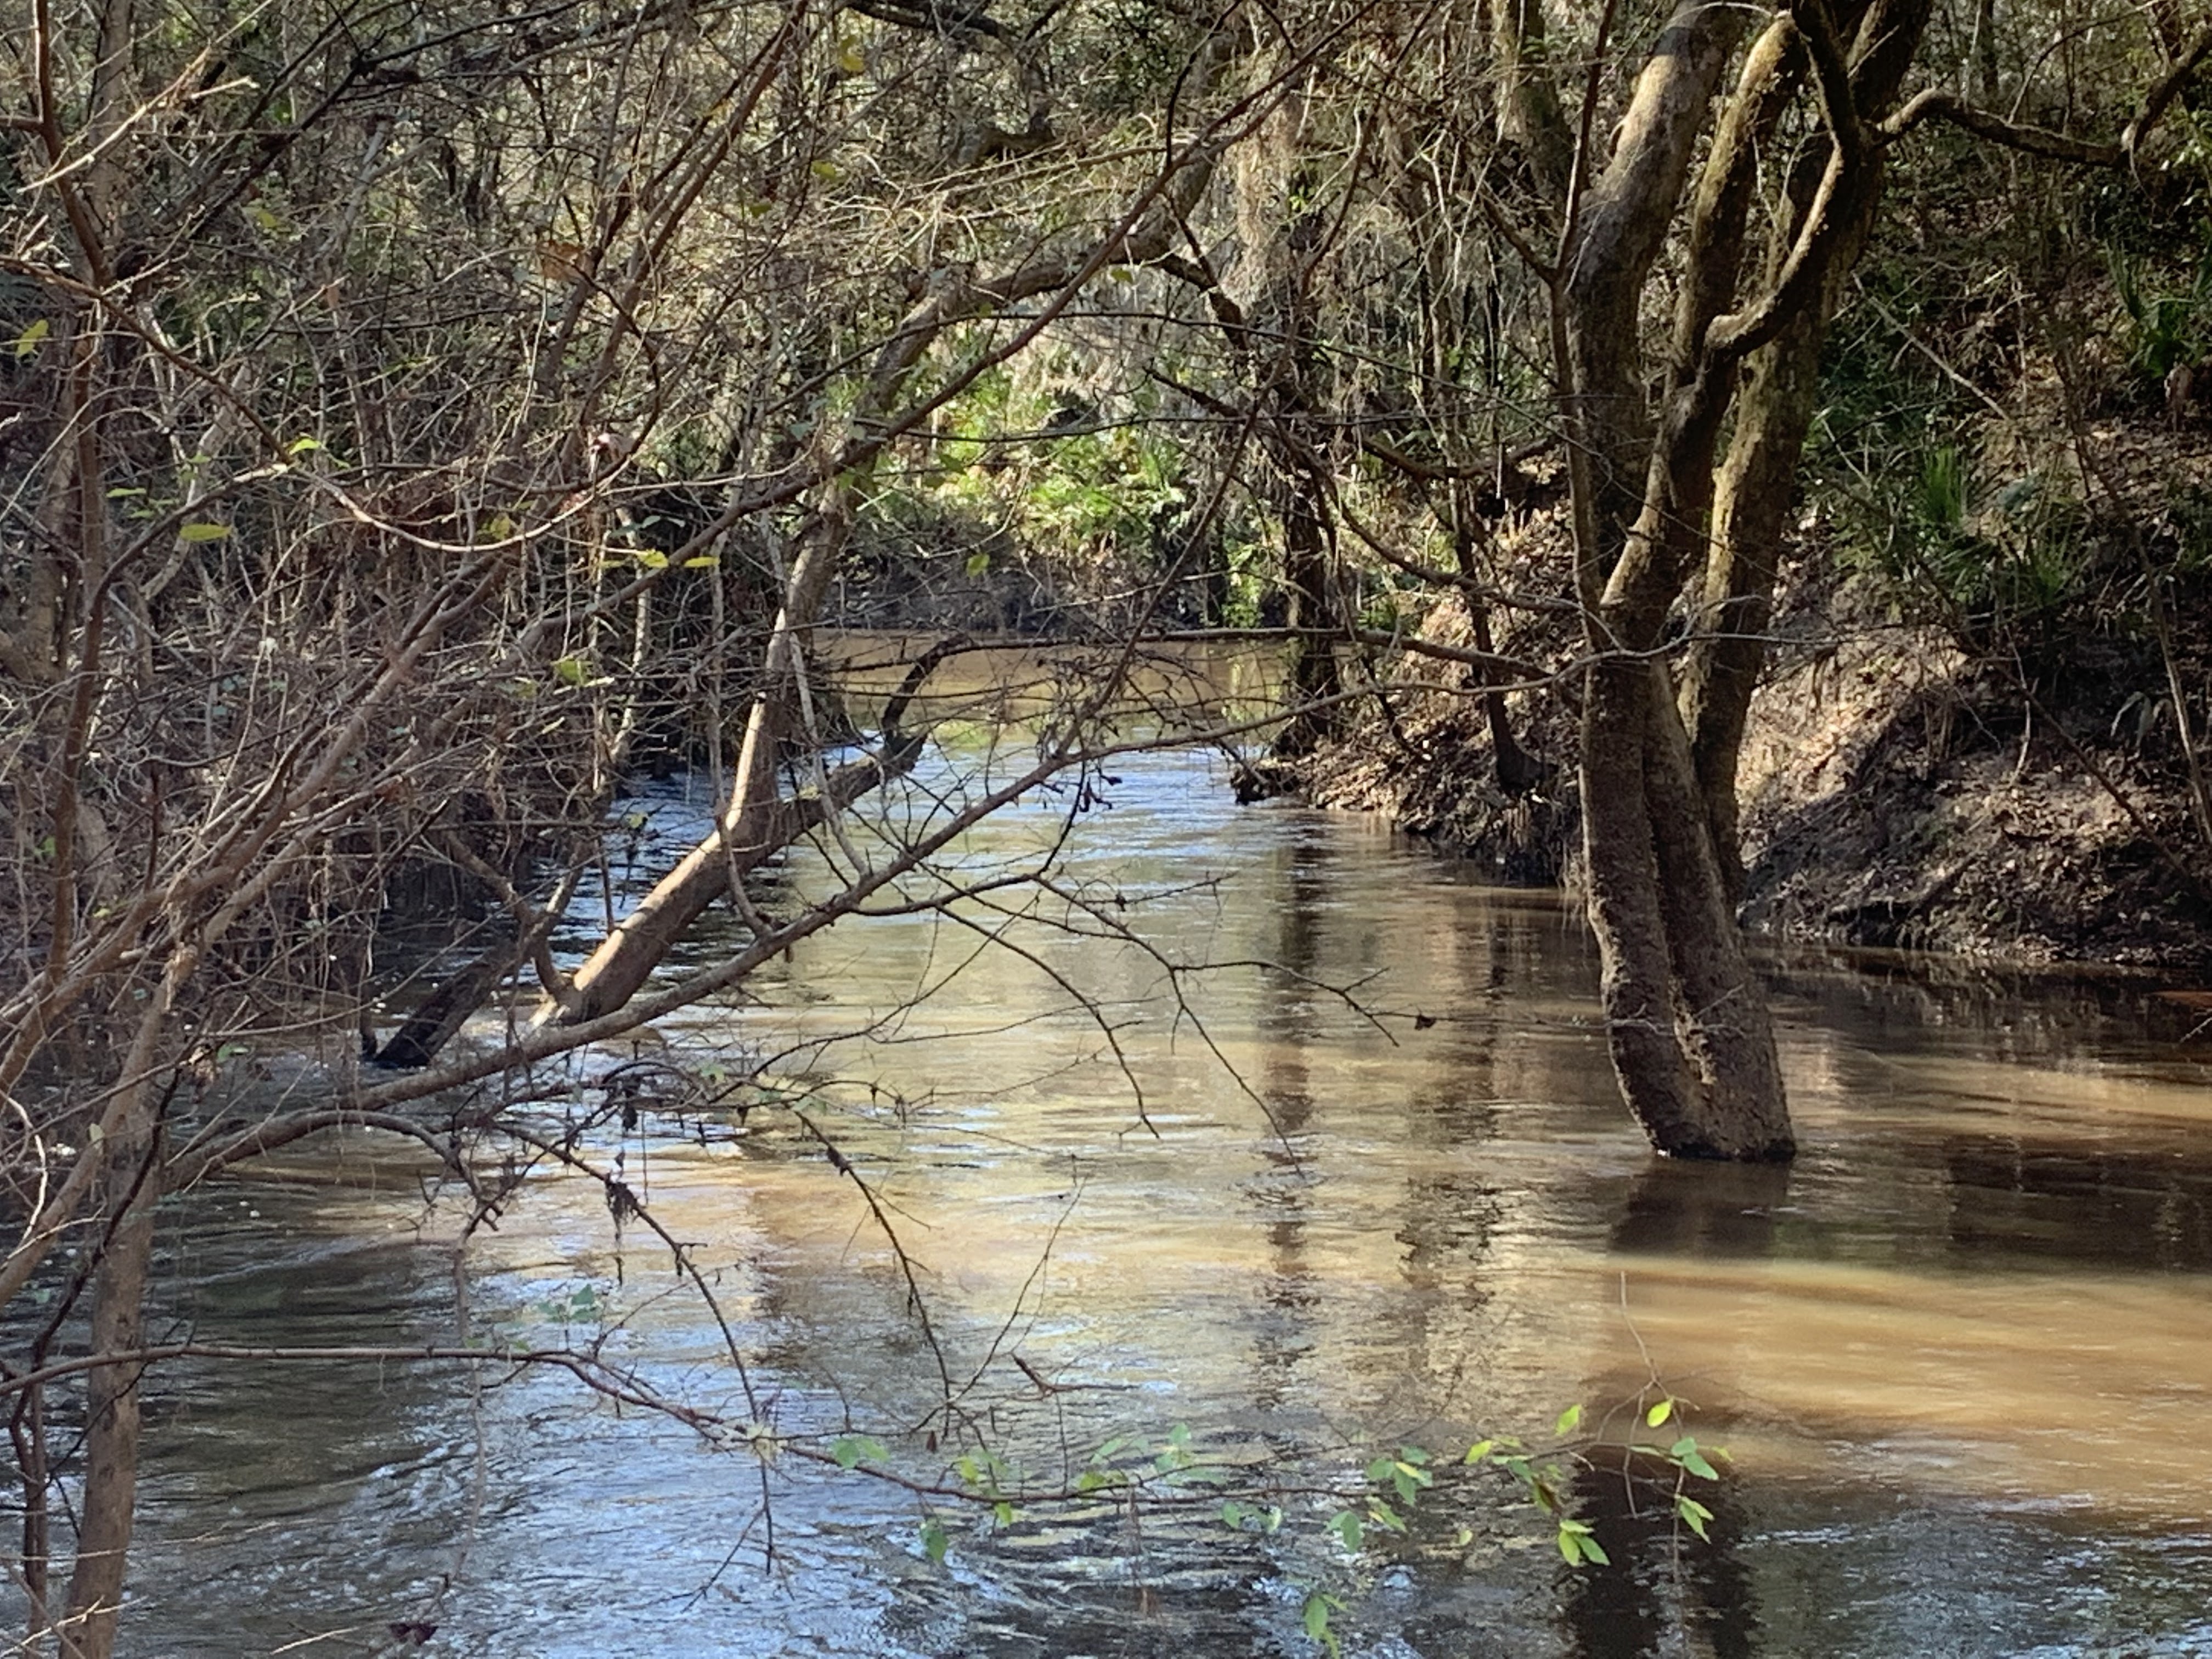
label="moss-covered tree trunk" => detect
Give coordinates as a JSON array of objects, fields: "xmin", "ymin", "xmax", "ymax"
[
  {"xmin": 1679, "ymin": 9, "xmax": 1927, "ymax": 896},
  {"xmin": 1547, "ymin": 0, "xmax": 1932, "ymax": 1159}
]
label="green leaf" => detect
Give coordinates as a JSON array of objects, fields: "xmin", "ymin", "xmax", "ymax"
[
  {"xmin": 1554, "ymin": 1403, "xmax": 1583, "ymax": 1437},
  {"xmin": 830, "ymin": 1434, "xmax": 886, "ymax": 1470},
  {"xmin": 811, "ymin": 158, "xmax": 843, "ymax": 183},
  {"xmin": 633, "ymin": 548, "xmax": 668, "ymax": 569},
  {"xmin": 1075, "ymin": 1468, "xmax": 1106, "ymax": 1493},
  {"xmin": 682, "ymin": 555, "xmax": 718, "ymax": 568},
  {"xmin": 919, "ymin": 1517, "xmax": 949, "ymax": 1564},
  {"xmin": 179, "ymin": 522, "xmax": 230, "ymax": 542},
  {"xmin": 1676, "ymin": 1496, "xmax": 1714, "ymax": 1541},
  {"xmin": 12, "ymin": 319, "xmax": 49, "ymax": 357},
  {"xmin": 1463, "ymin": 1438, "xmax": 1495, "ymax": 1464},
  {"xmin": 1364, "ymin": 1456, "xmax": 1396, "ymax": 1483},
  {"xmin": 1645, "ymin": 1398, "xmax": 1673, "ymax": 1429},
  {"xmin": 553, "ymin": 656, "xmax": 590, "ymax": 687},
  {"xmin": 1327, "ymin": 1509, "xmax": 1362, "ymax": 1552},
  {"xmin": 964, "ymin": 550, "xmax": 991, "ymax": 577},
  {"xmin": 992, "ymin": 1500, "xmax": 1014, "ymax": 1526},
  {"xmin": 1557, "ymin": 1518, "xmax": 1610, "ymax": 1565},
  {"xmin": 286, "ymin": 436, "xmax": 322, "ymax": 455},
  {"xmin": 1301, "ymin": 1590, "xmax": 1342, "ymax": 1657},
  {"xmin": 1389, "ymin": 1460, "xmax": 1431, "ymax": 1504},
  {"xmin": 835, "ymin": 37, "xmax": 866, "ymax": 73},
  {"xmin": 1219, "ymin": 1500, "xmax": 1245, "ymax": 1530},
  {"xmin": 1670, "ymin": 1436, "xmax": 1719, "ymax": 1480},
  {"xmin": 1367, "ymin": 1499, "xmax": 1407, "ymax": 1533}
]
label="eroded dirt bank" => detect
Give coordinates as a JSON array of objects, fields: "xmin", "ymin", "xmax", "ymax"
[{"xmin": 1276, "ymin": 574, "xmax": 2212, "ymax": 978}]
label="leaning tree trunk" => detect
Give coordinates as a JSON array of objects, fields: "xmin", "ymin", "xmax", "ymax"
[
  {"xmin": 552, "ymin": 492, "xmax": 852, "ymax": 1023},
  {"xmin": 378, "ymin": 142, "xmax": 1232, "ymax": 1053}
]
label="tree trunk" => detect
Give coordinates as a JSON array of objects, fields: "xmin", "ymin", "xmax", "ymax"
[
  {"xmin": 1677, "ymin": 308, "xmax": 1826, "ymax": 898},
  {"xmin": 1272, "ymin": 484, "xmax": 1340, "ymax": 758},
  {"xmin": 1679, "ymin": 0, "xmax": 1931, "ymax": 895},
  {"xmin": 1560, "ymin": 1, "xmax": 1750, "ymax": 574},
  {"xmin": 1578, "ymin": 374, "xmax": 1795, "ymax": 1160},
  {"xmin": 58, "ymin": 1202, "xmax": 151, "ymax": 1659},
  {"xmin": 1550, "ymin": 0, "xmax": 1789, "ymax": 1158},
  {"xmin": 57, "ymin": 953, "xmax": 184, "ymax": 1659},
  {"xmin": 556, "ymin": 493, "xmax": 853, "ymax": 1023}
]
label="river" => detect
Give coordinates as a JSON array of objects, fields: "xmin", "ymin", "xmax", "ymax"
[{"xmin": 95, "ymin": 734, "xmax": 2212, "ymax": 1656}]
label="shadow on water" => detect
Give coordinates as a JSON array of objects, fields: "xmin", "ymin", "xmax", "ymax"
[{"xmin": 1938, "ymin": 1133, "xmax": 2212, "ymax": 1271}]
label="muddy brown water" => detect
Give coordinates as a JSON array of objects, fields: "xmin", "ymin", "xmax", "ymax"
[{"xmin": 80, "ymin": 733, "xmax": 2212, "ymax": 1656}]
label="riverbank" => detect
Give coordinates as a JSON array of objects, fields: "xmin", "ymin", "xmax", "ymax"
[{"xmin": 1274, "ymin": 567, "xmax": 2212, "ymax": 977}]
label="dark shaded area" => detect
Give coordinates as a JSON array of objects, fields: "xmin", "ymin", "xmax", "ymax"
[
  {"xmin": 1941, "ymin": 1133, "xmax": 2212, "ymax": 1271},
  {"xmin": 1559, "ymin": 1451, "xmax": 1763, "ymax": 1659}
]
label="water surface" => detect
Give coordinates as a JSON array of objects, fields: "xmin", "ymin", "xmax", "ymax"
[{"xmin": 105, "ymin": 744, "xmax": 2212, "ymax": 1656}]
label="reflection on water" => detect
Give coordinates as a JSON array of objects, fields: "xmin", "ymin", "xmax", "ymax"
[{"xmin": 77, "ymin": 746, "xmax": 2212, "ymax": 1655}]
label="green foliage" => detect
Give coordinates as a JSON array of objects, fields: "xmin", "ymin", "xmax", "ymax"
[
  {"xmin": 1675, "ymin": 1495, "xmax": 1716, "ymax": 1541},
  {"xmin": 1556, "ymin": 1518, "xmax": 1610, "ymax": 1565},
  {"xmin": 918, "ymin": 1516, "xmax": 950, "ymax": 1565},
  {"xmin": 934, "ymin": 381, "xmax": 1186, "ymax": 553},
  {"xmin": 830, "ymin": 1435, "xmax": 888, "ymax": 1471},
  {"xmin": 1301, "ymin": 1589, "xmax": 1345, "ymax": 1658},
  {"xmin": 2163, "ymin": 484, "xmax": 2212, "ymax": 574},
  {"xmin": 535, "ymin": 1283, "xmax": 607, "ymax": 1325},
  {"xmin": 857, "ymin": 1396, "xmax": 1734, "ymax": 1657},
  {"xmin": 1667, "ymin": 1436, "xmax": 1720, "ymax": 1482},
  {"xmin": 2111, "ymin": 239, "xmax": 2212, "ymax": 387},
  {"xmin": 1832, "ymin": 435, "xmax": 2089, "ymax": 640}
]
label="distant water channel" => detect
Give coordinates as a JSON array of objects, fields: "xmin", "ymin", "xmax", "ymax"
[{"xmin": 115, "ymin": 722, "xmax": 2212, "ymax": 1656}]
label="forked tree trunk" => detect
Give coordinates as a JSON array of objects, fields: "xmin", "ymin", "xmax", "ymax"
[
  {"xmin": 1557, "ymin": 0, "xmax": 1931, "ymax": 1159},
  {"xmin": 1550, "ymin": 0, "xmax": 1790, "ymax": 1159},
  {"xmin": 1578, "ymin": 368, "xmax": 1795, "ymax": 1160}
]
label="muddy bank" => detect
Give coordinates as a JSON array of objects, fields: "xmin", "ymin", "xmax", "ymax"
[
  {"xmin": 1733, "ymin": 611, "xmax": 2212, "ymax": 971},
  {"xmin": 1274, "ymin": 579, "xmax": 2212, "ymax": 978}
]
